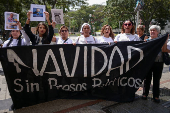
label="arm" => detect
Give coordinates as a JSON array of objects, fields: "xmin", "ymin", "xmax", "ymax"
[
  {"xmin": 144, "ymin": 36, "xmax": 149, "ymax": 41},
  {"xmin": 24, "ymin": 12, "xmax": 36, "ymax": 44},
  {"xmin": 26, "ymin": 11, "xmax": 32, "ymax": 24},
  {"xmin": 44, "ymin": 11, "xmax": 54, "ymax": 43},
  {"xmin": 44, "ymin": 11, "xmax": 51, "ymax": 25},
  {"xmin": 16, "ymin": 21, "xmax": 30, "ymax": 45},
  {"xmin": 47, "ymin": 25, "xmax": 54, "ymax": 43},
  {"xmin": 52, "ymin": 21, "xmax": 56, "ymax": 29},
  {"xmin": 162, "ymin": 34, "xmax": 170, "ymax": 53},
  {"xmin": 2, "ymin": 40, "xmax": 9, "ymax": 48},
  {"xmin": 114, "ymin": 34, "xmax": 119, "ymax": 42},
  {"xmin": 20, "ymin": 30, "xmax": 30, "ymax": 45}
]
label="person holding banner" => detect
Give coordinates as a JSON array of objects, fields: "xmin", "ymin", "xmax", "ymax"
[
  {"xmin": 52, "ymin": 25, "xmax": 73, "ymax": 44},
  {"xmin": 97, "ymin": 24, "xmax": 114, "ymax": 44},
  {"xmin": 24, "ymin": 11, "xmax": 54, "ymax": 45},
  {"xmin": 73, "ymin": 23, "xmax": 96, "ymax": 44},
  {"xmin": 114, "ymin": 20, "xmax": 140, "ymax": 42},
  {"xmin": 137, "ymin": 25, "xmax": 148, "ymax": 41},
  {"xmin": 142, "ymin": 25, "xmax": 169, "ymax": 103},
  {"xmin": 3, "ymin": 21, "xmax": 30, "ymax": 47}
]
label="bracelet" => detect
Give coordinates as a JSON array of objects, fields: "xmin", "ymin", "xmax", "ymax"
[{"xmin": 27, "ymin": 18, "xmax": 30, "ymax": 20}]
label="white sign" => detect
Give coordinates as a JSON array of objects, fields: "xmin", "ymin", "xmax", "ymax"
[
  {"xmin": 30, "ymin": 4, "xmax": 46, "ymax": 21},
  {"xmin": 51, "ymin": 9, "xmax": 64, "ymax": 24},
  {"xmin": 4, "ymin": 12, "xmax": 19, "ymax": 30}
]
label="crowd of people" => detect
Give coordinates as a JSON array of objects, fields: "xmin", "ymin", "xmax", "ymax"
[{"xmin": 1, "ymin": 11, "xmax": 170, "ymax": 108}]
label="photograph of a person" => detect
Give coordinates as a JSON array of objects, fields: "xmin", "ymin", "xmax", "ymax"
[
  {"xmin": 5, "ymin": 12, "xmax": 19, "ymax": 30},
  {"xmin": 55, "ymin": 13, "xmax": 61, "ymax": 24},
  {"xmin": 51, "ymin": 9, "xmax": 64, "ymax": 24},
  {"xmin": 33, "ymin": 8, "xmax": 43, "ymax": 17},
  {"xmin": 30, "ymin": 4, "xmax": 45, "ymax": 21}
]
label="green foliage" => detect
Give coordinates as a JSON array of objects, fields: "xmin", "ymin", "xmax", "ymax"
[
  {"xmin": 65, "ymin": 4, "xmax": 105, "ymax": 32},
  {"xmin": 104, "ymin": 0, "xmax": 170, "ymax": 33},
  {"xmin": 0, "ymin": 0, "xmax": 87, "ymax": 38}
]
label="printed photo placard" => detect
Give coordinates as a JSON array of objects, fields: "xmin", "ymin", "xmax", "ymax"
[
  {"xmin": 51, "ymin": 9, "xmax": 64, "ymax": 24},
  {"xmin": 30, "ymin": 4, "xmax": 46, "ymax": 21},
  {"xmin": 4, "ymin": 12, "xmax": 19, "ymax": 30}
]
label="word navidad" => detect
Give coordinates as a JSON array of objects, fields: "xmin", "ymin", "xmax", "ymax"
[{"xmin": 7, "ymin": 45, "xmax": 144, "ymax": 77}]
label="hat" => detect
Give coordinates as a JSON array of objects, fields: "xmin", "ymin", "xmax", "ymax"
[{"xmin": 80, "ymin": 23, "xmax": 91, "ymax": 33}]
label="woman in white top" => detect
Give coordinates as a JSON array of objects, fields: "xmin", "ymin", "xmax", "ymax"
[
  {"xmin": 114, "ymin": 20, "xmax": 140, "ymax": 42},
  {"xmin": 97, "ymin": 24, "xmax": 114, "ymax": 44},
  {"xmin": 3, "ymin": 21, "xmax": 30, "ymax": 47},
  {"xmin": 73, "ymin": 23, "xmax": 96, "ymax": 44},
  {"xmin": 52, "ymin": 25, "xmax": 72, "ymax": 44}
]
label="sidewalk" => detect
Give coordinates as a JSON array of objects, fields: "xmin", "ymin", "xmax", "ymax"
[{"xmin": 0, "ymin": 65, "xmax": 170, "ymax": 113}]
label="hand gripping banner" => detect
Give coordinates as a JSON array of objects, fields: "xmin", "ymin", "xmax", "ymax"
[{"xmin": 0, "ymin": 34, "xmax": 168, "ymax": 109}]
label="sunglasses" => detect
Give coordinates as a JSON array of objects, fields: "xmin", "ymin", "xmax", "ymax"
[
  {"xmin": 124, "ymin": 23, "xmax": 132, "ymax": 26},
  {"xmin": 61, "ymin": 30, "xmax": 68, "ymax": 32}
]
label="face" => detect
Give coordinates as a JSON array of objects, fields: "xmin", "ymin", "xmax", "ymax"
[
  {"xmin": 150, "ymin": 28, "xmax": 159, "ymax": 38},
  {"xmin": 137, "ymin": 28, "xmax": 144, "ymax": 36},
  {"xmin": 123, "ymin": 21, "xmax": 133, "ymax": 33},
  {"xmin": 83, "ymin": 25, "xmax": 90, "ymax": 35},
  {"xmin": 36, "ymin": 9, "xmax": 40, "ymax": 12},
  {"xmin": 55, "ymin": 16, "xmax": 61, "ymax": 23},
  {"xmin": 10, "ymin": 13, "xmax": 13, "ymax": 18},
  {"xmin": 11, "ymin": 30, "xmax": 20, "ymax": 39},
  {"xmin": 103, "ymin": 26, "xmax": 110, "ymax": 36},
  {"xmin": 38, "ymin": 24, "xmax": 46, "ymax": 35},
  {"xmin": 60, "ymin": 28, "xmax": 68, "ymax": 39}
]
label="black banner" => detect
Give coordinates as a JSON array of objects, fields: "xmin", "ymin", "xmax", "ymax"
[{"xmin": 0, "ymin": 34, "xmax": 168, "ymax": 109}]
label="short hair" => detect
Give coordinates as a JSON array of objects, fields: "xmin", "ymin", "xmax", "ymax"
[
  {"xmin": 149, "ymin": 25, "xmax": 161, "ymax": 33},
  {"xmin": 59, "ymin": 25, "xmax": 69, "ymax": 33},
  {"xmin": 137, "ymin": 25, "xmax": 145, "ymax": 31}
]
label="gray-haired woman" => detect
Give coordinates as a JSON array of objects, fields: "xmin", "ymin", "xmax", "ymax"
[{"xmin": 142, "ymin": 25, "xmax": 168, "ymax": 103}]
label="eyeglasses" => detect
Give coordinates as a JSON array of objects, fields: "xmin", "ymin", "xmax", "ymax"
[
  {"xmin": 61, "ymin": 30, "xmax": 68, "ymax": 32},
  {"xmin": 104, "ymin": 28, "xmax": 110, "ymax": 30},
  {"xmin": 124, "ymin": 23, "xmax": 132, "ymax": 26}
]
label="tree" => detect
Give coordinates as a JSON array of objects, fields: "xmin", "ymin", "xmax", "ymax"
[
  {"xmin": 0, "ymin": 0, "xmax": 88, "ymax": 39},
  {"xmin": 139, "ymin": 0, "xmax": 170, "ymax": 34},
  {"xmin": 66, "ymin": 5, "xmax": 105, "ymax": 32},
  {"xmin": 104, "ymin": 0, "xmax": 170, "ymax": 34},
  {"xmin": 104, "ymin": 0, "xmax": 136, "ymax": 29}
]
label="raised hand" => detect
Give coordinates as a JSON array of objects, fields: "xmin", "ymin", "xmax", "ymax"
[
  {"xmin": 44, "ymin": 11, "xmax": 49, "ymax": 21},
  {"xmin": 16, "ymin": 21, "xmax": 22, "ymax": 30},
  {"xmin": 44, "ymin": 11, "xmax": 51, "ymax": 25},
  {"xmin": 52, "ymin": 20, "xmax": 56, "ymax": 28},
  {"xmin": 27, "ymin": 11, "xmax": 32, "ymax": 20}
]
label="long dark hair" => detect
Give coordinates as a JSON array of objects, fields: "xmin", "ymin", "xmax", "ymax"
[
  {"xmin": 36, "ymin": 22, "xmax": 49, "ymax": 44},
  {"xmin": 7, "ymin": 30, "xmax": 22, "ymax": 47}
]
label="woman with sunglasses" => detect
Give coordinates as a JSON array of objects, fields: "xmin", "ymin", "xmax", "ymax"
[
  {"xmin": 114, "ymin": 20, "xmax": 140, "ymax": 42},
  {"xmin": 73, "ymin": 23, "xmax": 96, "ymax": 44},
  {"xmin": 24, "ymin": 11, "xmax": 54, "ymax": 45},
  {"xmin": 97, "ymin": 24, "xmax": 114, "ymax": 44},
  {"xmin": 137, "ymin": 25, "xmax": 148, "ymax": 41},
  {"xmin": 52, "ymin": 25, "xmax": 73, "ymax": 44},
  {"xmin": 3, "ymin": 21, "xmax": 30, "ymax": 47}
]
